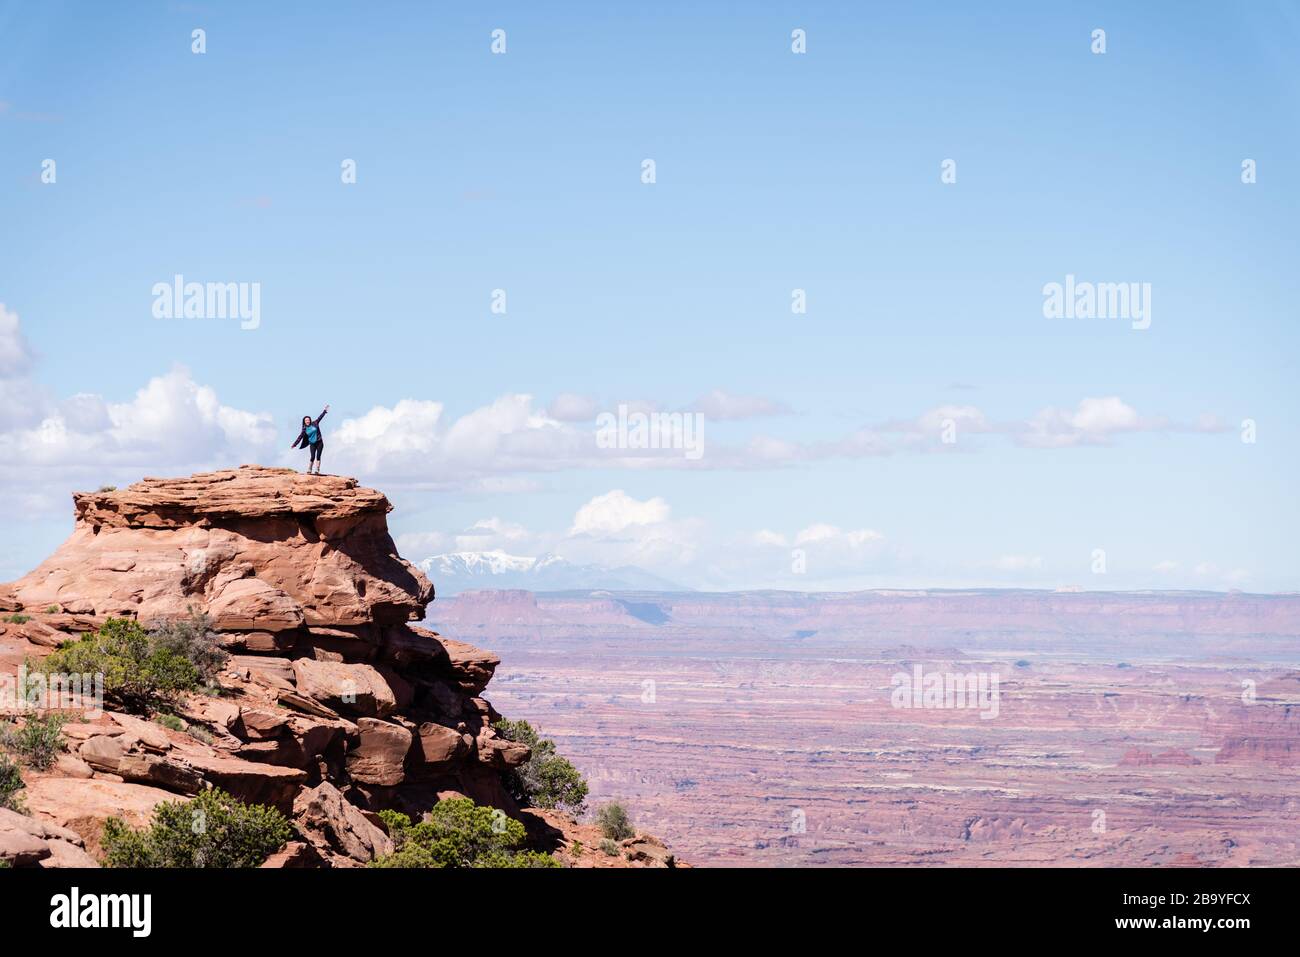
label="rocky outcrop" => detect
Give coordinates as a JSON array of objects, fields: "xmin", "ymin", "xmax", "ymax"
[
  {"xmin": 0, "ymin": 807, "xmax": 98, "ymax": 868},
  {"xmin": 0, "ymin": 467, "xmax": 675, "ymax": 867}
]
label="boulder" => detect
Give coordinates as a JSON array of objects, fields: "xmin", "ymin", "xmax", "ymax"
[
  {"xmin": 233, "ymin": 708, "xmax": 290, "ymax": 741},
  {"xmin": 0, "ymin": 829, "xmax": 50, "ymax": 866},
  {"xmin": 40, "ymin": 839, "xmax": 101, "ymax": 868},
  {"xmin": 260, "ymin": 840, "xmax": 323, "ymax": 868},
  {"xmin": 183, "ymin": 753, "xmax": 307, "ymax": 812},
  {"xmin": 291, "ymin": 658, "xmax": 396, "ymax": 718},
  {"xmin": 346, "ymin": 718, "xmax": 412, "ymax": 786},
  {"xmin": 292, "ymin": 782, "xmax": 393, "ymax": 864},
  {"xmin": 79, "ymin": 734, "xmax": 127, "ymax": 774},
  {"xmin": 108, "ymin": 711, "xmax": 173, "ymax": 752},
  {"xmin": 436, "ymin": 637, "xmax": 500, "ymax": 694},
  {"xmin": 623, "ymin": 835, "xmax": 677, "ymax": 868},
  {"xmin": 475, "ymin": 731, "xmax": 531, "ymax": 770},
  {"xmin": 209, "ymin": 577, "xmax": 305, "ymax": 633},
  {"xmin": 233, "ymin": 655, "xmax": 296, "ymax": 694},
  {"xmin": 116, "ymin": 754, "xmax": 205, "ymax": 794},
  {"xmin": 416, "ymin": 722, "xmax": 470, "ymax": 768}
]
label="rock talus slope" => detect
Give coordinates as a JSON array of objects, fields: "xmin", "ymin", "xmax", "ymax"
[{"xmin": 0, "ymin": 467, "xmax": 673, "ymax": 867}]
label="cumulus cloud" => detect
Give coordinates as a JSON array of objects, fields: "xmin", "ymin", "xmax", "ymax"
[
  {"xmin": 569, "ymin": 489, "xmax": 671, "ymax": 537},
  {"xmin": 1018, "ymin": 397, "xmax": 1167, "ymax": 448},
  {"xmin": 0, "ymin": 365, "xmax": 274, "ymax": 478}
]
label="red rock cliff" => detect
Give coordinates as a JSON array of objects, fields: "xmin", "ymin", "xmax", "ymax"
[{"xmin": 0, "ymin": 467, "xmax": 675, "ymax": 868}]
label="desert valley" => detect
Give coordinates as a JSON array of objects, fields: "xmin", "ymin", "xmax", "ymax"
[{"xmin": 428, "ymin": 589, "xmax": 1300, "ymax": 866}]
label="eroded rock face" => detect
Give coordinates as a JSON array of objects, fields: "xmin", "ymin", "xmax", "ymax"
[
  {"xmin": 0, "ymin": 467, "xmax": 672, "ymax": 867},
  {"xmin": 10, "ymin": 467, "xmax": 433, "ymax": 627}
]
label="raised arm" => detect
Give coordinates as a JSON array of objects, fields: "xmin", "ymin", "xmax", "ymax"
[{"xmin": 314, "ymin": 405, "xmax": 330, "ymax": 426}]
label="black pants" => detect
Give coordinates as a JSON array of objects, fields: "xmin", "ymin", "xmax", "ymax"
[{"xmin": 309, "ymin": 440, "xmax": 324, "ymax": 464}]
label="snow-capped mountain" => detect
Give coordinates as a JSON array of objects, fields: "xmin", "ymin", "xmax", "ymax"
[{"xmin": 417, "ymin": 550, "xmax": 686, "ymax": 595}]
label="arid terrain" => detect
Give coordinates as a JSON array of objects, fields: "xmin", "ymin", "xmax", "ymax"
[{"xmin": 428, "ymin": 589, "xmax": 1300, "ymax": 866}]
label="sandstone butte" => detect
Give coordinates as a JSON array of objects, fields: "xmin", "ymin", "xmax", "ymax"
[{"xmin": 0, "ymin": 466, "xmax": 678, "ymax": 869}]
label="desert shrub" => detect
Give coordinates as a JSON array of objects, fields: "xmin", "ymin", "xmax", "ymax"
[
  {"xmin": 46, "ymin": 605, "xmax": 60, "ymax": 614},
  {"xmin": 97, "ymin": 485, "xmax": 117, "ymax": 493},
  {"xmin": 372, "ymin": 799, "xmax": 559, "ymax": 869},
  {"xmin": 187, "ymin": 726, "xmax": 213, "ymax": 745},
  {"xmin": 570, "ymin": 840, "xmax": 583, "ymax": 856},
  {"xmin": 0, "ymin": 756, "xmax": 24, "ymax": 811},
  {"xmin": 153, "ymin": 714, "xmax": 185, "ymax": 732},
  {"xmin": 595, "ymin": 803, "xmax": 634, "ymax": 841},
  {"xmin": 148, "ymin": 609, "xmax": 227, "ymax": 686},
  {"xmin": 33, "ymin": 618, "xmax": 199, "ymax": 715},
  {"xmin": 4, "ymin": 614, "xmax": 30, "ymax": 625},
  {"xmin": 599, "ymin": 838, "xmax": 619, "ymax": 856},
  {"xmin": 101, "ymin": 788, "xmax": 291, "ymax": 868},
  {"xmin": 493, "ymin": 718, "xmax": 589, "ymax": 813},
  {"xmin": 0, "ymin": 713, "xmax": 69, "ymax": 770}
]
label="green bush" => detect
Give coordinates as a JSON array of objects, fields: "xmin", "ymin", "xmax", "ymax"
[
  {"xmin": 0, "ymin": 756, "xmax": 24, "ymax": 811},
  {"xmin": 493, "ymin": 718, "xmax": 589, "ymax": 813},
  {"xmin": 148, "ymin": 610, "xmax": 227, "ymax": 686},
  {"xmin": 595, "ymin": 803, "xmax": 634, "ymax": 841},
  {"xmin": 599, "ymin": 838, "xmax": 619, "ymax": 856},
  {"xmin": 97, "ymin": 485, "xmax": 117, "ymax": 493},
  {"xmin": 101, "ymin": 788, "xmax": 291, "ymax": 868},
  {"xmin": 46, "ymin": 605, "xmax": 60, "ymax": 615},
  {"xmin": 372, "ymin": 799, "xmax": 559, "ymax": 869},
  {"xmin": 0, "ymin": 713, "xmax": 69, "ymax": 770},
  {"xmin": 4, "ymin": 614, "xmax": 30, "ymax": 625},
  {"xmin": 153, "ymin": 714, "xmax": 185, "ymax": 732},
  {"xmin": 33, "ymin": 618, "xmax": 200, "ymax": 715}
]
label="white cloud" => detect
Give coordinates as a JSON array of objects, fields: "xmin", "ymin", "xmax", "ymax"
[
  {"xmin": 453, "ymin": 516, "xmax": 533, "ymax": 551},
  {"xmin": 569, "ymin": 489, "xmax": 671, "ymax": 537},
  {"xmin": 1019, "ymin": 397, "xmax": 1167, "ymax": 448},
  {"xmin": 0, "ymin": 366, "xmax": 274, "ymax": 474},
  {"xmin": 546, "ymin": 393, "xmax": 598, "ymax": 422},
  {"xmin": 0, "ymin": 303, "xmax": 34, "ymax": 377},
  {"xmin": 885, "ymin": 404, "xmax": 992, "ymax": 437},
  {"xmin": 690, "ymin": 389, "xmax": 790, "ymax": 420}
]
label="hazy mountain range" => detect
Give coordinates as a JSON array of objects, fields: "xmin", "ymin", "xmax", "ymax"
[{"xmin": 416, "ymin": 550, "xmax": 686, "ymax": 595}]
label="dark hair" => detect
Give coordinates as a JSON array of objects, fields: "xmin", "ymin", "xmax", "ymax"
[{"xmin": 302, "ymin": 415, "xmax": 312, "ymax": 425}]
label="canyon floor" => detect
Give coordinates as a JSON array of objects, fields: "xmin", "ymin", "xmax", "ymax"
[{"xmin": 428, "ymin": 589, "xmax": 1300, "ymax": 867}]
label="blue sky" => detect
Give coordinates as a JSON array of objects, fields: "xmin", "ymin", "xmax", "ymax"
[{"xmin": 1, "ymin": 1, "xmax": 1297, "ymax": 591}]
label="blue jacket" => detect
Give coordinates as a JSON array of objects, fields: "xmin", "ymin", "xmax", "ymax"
[{"xmin": 292, "ymin": 408, "xmax": 328, "ymax": 449}]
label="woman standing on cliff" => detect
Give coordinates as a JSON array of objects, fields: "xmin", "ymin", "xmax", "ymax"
[{"xmin": 291, "ymin": 405, "xmax": 329, "ymax": 474}]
